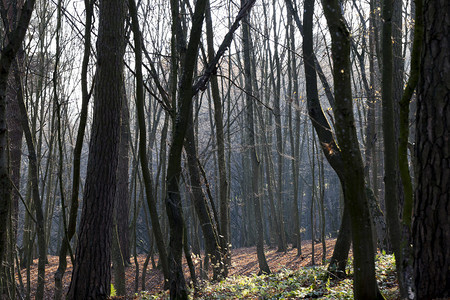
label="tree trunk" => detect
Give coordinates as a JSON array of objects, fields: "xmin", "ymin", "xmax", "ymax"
[
  {"xmin": 321, "ymin": 0, "xmax": 383, "ymax": 298},
  {"xmin": 205, "ymin": 1, "xmax": 230, "ymax": 275},
  {"xmin": 184, "ymin": 113, "xmax": 224, "ymax": 280},
  {"xmin": 67, "ymin": 0, "xmax": 125, "ymax": 297},
  {"xmin": 381, "ymin": 0, "xmax": 408, "ymax": 295},
  {"xmin": 17, "ymin": 56, "xmax": 47, "ymax": 300},
  {"xmin": 0, "ymin": 0, "xmax": 35, "ymax": 277},
  {"xmin": 241, "ymin": 1, "xmax": 270, "ymax": 274},
  {"xmin": 54, "ymin": 0, "xmax": 93, "ymax": 296},
  {"xmin": 128, "ymin": 0, "xmax": 169, "ymax": 281},
  {"xmin": 112, "ymin": 97, "xmax": 130, "ymax": 296},
  {"xmin": 413, "ymin": 0, "xmax": 450, "ymax": 297},
  {"xmin": 271, "ymin": 0, "xmax": 286, "ymax": 253},
  {"xmin": 287, "ymin": 7, "xmax": 302, "ymax": 255}
]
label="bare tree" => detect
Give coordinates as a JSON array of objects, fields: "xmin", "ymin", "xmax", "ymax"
[{"xmin": 67, "ymin": 0, "xmax": 126, "ymax": 297}]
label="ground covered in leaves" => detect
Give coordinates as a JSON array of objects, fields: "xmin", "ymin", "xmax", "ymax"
[{"xmin": 19, "ymin": 239, "xmax": 399, "ymax": 299}]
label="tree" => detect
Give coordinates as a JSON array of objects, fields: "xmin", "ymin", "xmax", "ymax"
[
  {"xmin": 301, "ymin": 0, "xmax": 352, "ymax": 277},
  {"xmin": 412, "ymin": 0, "xmax": 450, "ymax": 298},
  {"xmin": 54, "ymin": 1, "xmax": 94, "ymax": 297},
  {"xmin": 128, "ymin": 0, "xmax": 170, "ymax": 282},
  {"xmin": 205, "ymin": 0, "xmax": 230, "ymax": 274},
  {"xmin": 321, "ymin": 0, "xmax": 383, "ymax": 298},
  {"xmin": 67, "ymin": 0, "xmax": 126, "ymax": 297},
  {"xmin": 241, "ymin": 0, "xmax": 270, "ymax": 275},
  {"xmin": 0, "ymin": 0, "xmax": 35, "ymax": 277}
]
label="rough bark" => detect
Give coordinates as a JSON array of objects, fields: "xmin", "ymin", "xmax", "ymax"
[
  {"xmin": 413, "ymin": 0, "xmax": 450, "ymax": 298},
  {"xmin": 66, "ymin": 0, "xmax": 125, "ymax": 297},
  {"xmin": 112, "ymin": 97, "xmax": 130, "ymax": 296}
]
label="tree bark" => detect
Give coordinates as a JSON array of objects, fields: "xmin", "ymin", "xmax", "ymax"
[
  {"xmin": 413, "ymin": 0, "xmax": 450, "ymax": 298},
  {"xmin": 0, "ymin": 0, "xmax": 35, "ymax": 275},
  {"xmin": 67, "ymin": 0, "xmax": 125, "ymax": 297}
]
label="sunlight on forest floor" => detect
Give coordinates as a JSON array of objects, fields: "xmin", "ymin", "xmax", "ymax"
[{"xmin": 17, "ymin": 239, "xmax": 399, "ymax": 299}]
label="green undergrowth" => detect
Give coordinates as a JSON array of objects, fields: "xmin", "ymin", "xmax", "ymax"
[{"xmin": 140, "ymin": 254, "xmax": 399, "ymax": 299}]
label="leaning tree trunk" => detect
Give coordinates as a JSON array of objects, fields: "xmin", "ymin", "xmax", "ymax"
[
  {"xmin": 303, "ymin": 0, "xmax": 352, "ymax": 277},
  {"xmin": 413, "ymin": 0, "xmax": 450, "ymax": 298},
  {"xmin": 321, "ymin": 0, "xmax": 383, "ymax": 298},
  {"xmin": 67, "ymin": 0, "xmax": 125, "ymax": 298}
]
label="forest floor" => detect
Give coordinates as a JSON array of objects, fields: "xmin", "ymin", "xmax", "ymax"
[{"xmin": 17, "ymin": 239, "xmax": 399, "ymax": 299}]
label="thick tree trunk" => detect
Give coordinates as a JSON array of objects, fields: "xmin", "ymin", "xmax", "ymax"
[
  {"xmin": 413, "ymin": 1, "xmax": 450, "ymax": 298},
  {"xmin": 67, "ymin": 0, "xmax": 125, "ymax": 297},
  {"xmin": 0, "ymin": 0, "xmax": 35, "ymax": 277}
]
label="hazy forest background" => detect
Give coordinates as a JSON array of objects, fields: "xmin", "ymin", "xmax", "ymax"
[{"xmin": 0, "ymin": 0, "xmax": 448, "ymax": 299}]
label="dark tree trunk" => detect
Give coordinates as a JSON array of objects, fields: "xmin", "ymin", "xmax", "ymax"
[
  {"xmin": 165, "ymin": 0, "xmax": 208, "ymax": 296},
  {"xmin": 67, "ymin": 0, "xmax": 125, "ymax": 298},
  {"xmin": 0, "ymin": 0, "xmax": 35, "ymax": 277},
  {"xmin": 128, "ymin": 0, "xmax": 169, "ymax": 281},
  {"xmin": 321, "ymin": 0, "xmax": 383, "ymax": 298},
  {"xmin": 413, "ymin": 0, "xmax": 450, "ymax": 298}
]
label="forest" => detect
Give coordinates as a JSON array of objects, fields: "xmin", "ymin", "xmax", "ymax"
[{"xmin": 0, "ymin": 0, "xmax": 448, "ymax": 299}]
